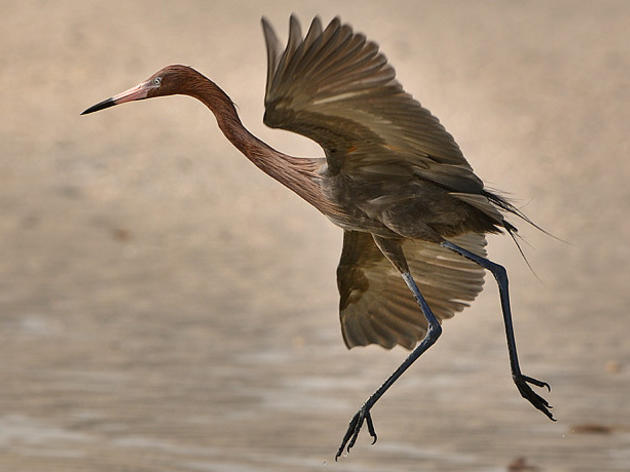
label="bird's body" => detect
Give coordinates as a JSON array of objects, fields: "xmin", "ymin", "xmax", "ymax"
[
  {"xmin": 324, "ymin": 171, "xmax": 499, "ymax": 239},
  {"xmin": 82, "ymin": 15, "xmax": 553, "ymax": 459}
]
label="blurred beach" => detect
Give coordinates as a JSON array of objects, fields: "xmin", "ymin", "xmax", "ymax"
[{"xmin": 1, "ymin": 1, "xmax": 629, "ymax": 470}]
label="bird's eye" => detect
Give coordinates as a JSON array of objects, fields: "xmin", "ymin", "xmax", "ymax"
[{"xmin": 153, "ymin": 77, "xmax": 162, "ymax": 86}]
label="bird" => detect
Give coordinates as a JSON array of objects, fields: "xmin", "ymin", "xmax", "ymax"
[{"xmin": 82, "ymin": 15, "xmax": 554, "ymax": 460}]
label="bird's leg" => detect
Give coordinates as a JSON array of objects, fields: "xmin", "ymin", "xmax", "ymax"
[
  {"xmin": 440, "ymin": 240, "xmax": 555, "ymax": 421},
  {"xmin": 336, "ymin": 237, "xmax": 442, "ymax": 460}
]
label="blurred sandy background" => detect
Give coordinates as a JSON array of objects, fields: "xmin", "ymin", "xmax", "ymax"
[{"xmin": 1, "ymin": 1, "xmax": 629, "ymax": 471}]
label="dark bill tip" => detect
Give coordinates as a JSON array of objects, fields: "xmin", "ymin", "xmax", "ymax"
[{"xmin": 81, "ymin": 97, "xmax": 116, "ymax": 115}]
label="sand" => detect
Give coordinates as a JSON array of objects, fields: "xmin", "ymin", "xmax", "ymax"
[{"xmin": 1, "ymin": 1, "xmax": 629, "ymax": 470}]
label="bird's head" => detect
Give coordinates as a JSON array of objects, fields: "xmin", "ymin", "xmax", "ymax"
[{"xmin": 81, "ymin": 65, "xmax": 196, "ymax": 115}]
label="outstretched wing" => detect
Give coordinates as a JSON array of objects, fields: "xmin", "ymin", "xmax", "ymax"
[
  {"xmin": 261, "ymin": 15, "xmax": 482, "ymax": 193},
  {"xmin": 337, "ymin": 230, "xmax": 487, "ymax": 350}
]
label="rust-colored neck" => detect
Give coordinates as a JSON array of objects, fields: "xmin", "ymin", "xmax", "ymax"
[{"xmin": 179, "ymin": 70, "xmax": 335, "ymax": 215}]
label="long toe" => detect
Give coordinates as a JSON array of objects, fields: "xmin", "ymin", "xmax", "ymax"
[
  {"xmin": 522, "ymin": 374, "xmax": 551, "ymax": 392},
  {"xmin": 346, "ymin": 409, "xmax": 365, "ymax": 451},
  {"xmin": 335, "ymin": 411, "xmax": 361, "ymax": 461},
  {"xmin": 515, "ymin": 375, "xmax": 555, "ymax": 421},
  {"xmin": 335, "ymin": 406, "xmax": 378, "ymax": 460},
  {"xmin": 365, "ymin": 412, "xmax": 378, "ymax": 444}
]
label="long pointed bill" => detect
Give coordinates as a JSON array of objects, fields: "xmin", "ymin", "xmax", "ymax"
[{"xmin": 81, "ymin": 81, "xmax": 152, "ymax": 115}]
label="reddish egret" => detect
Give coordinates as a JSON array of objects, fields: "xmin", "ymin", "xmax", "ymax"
[{"xmin": 82, "ymin": 15, "xmax": 553, "ymax": 459}]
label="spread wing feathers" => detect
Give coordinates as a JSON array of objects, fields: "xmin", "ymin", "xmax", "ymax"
[
  {"xmin": 261, "ymin": 15, "xmax": 482, "ymax": 193},
  {"xmin": 337, "ymin": 231, "xmax": 487, "ymax": 350}
]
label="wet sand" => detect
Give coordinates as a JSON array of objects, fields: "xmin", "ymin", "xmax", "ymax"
[{"xmin": 1, "ymin": 1, "xmax": 630, "ymax": 470}]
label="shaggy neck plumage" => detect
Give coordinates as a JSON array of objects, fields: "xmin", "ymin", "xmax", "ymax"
[{"xmin": 179, "ymin": 69, "xmax": 335, "ymax": 215}]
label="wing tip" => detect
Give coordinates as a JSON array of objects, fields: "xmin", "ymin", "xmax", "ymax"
[
  {"xmin": 260, "ymin": 16, "xmax": 275, "ymax": 39},
  {"xmin": 261, "ymin": 16, "xmax": 279, "ymax": 50},
  {"xmin": 311, "ymin": 15, "xmax": 323, "ymax": 30},
  {"xmin": 329, "ymin": 16, "xmax": 342, "ymax": 29},
  {"xmin": 287, "ymin": 14, "xmax": 303, "ymax": 46},
  {"xmin": 289, "ymin": 13, "xmax": 299, "ymax": 25}
]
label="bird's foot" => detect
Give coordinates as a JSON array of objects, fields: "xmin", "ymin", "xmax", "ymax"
[
  {"xmin": 513, "ymin": 373, "xmax": 555, "ymax": 421},
  {"xmin": 335, "ymin": 404, "xmax": 377, "ymax": 461}
]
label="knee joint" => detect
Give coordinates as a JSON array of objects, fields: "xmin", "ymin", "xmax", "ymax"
[
  {"xmin": 491, "ymin": 262, "xmax": 508, "ymax": 284},
  {"xmin": 427, "ymin": 322, "xmax": 442, "ymax": 341}
]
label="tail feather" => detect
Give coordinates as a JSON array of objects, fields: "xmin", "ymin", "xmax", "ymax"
[{"xmin": 482, "ymin": 189, "xmax": 562, "ymax": 277}]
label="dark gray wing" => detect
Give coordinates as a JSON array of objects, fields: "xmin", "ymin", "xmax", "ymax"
[
  {"xmin": 337, "ymin": 230, "xmax": 487, "ymax": 349},
  {"xmin": 261, "ymin": 15, "xmax": 483, "ymax": 193}
]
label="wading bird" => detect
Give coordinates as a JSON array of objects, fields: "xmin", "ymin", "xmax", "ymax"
[{"xmin": 82, "ymin": 15, "xmax": 554, "ymax": 459}]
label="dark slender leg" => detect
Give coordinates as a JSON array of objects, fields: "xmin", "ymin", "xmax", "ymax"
[
  {"xmin": 440, "ymin": 240, "xmax": 554, "ymax": 420},
  {"xmin": 335, "ymin": 272, "xmax": 442, "ymax": 460}
]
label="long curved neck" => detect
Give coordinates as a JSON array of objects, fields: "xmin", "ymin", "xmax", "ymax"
[{"xmin": 181, "ymin": 71, "xmax": 335, "ymax": 215}]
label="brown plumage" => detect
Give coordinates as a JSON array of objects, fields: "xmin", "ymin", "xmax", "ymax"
[
  {"xmin": 82, "ymin": 15, "xmax": 553, "ymax": 460},
  {"xmin": 338, "ymin": 231, "xmax": 486, "ymax": 350}
]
